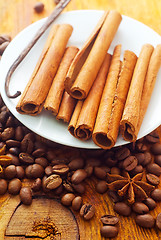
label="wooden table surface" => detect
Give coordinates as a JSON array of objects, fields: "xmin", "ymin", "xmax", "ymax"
[{"xmin": 0, "ymin": 0, "xmax": 161, "ymax": 239}]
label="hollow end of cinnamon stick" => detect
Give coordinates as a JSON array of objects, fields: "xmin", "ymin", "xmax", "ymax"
[
  {"xmin": 92, "ymin": 132, "xmax": 114, "ymax": 149},
  {"xmin": 120, "ymin": 121, "xmax": 136, "ymax": 142},
  {"xmin": 75, "ymin": 125, "xmax": 92, "ymax": 141}
]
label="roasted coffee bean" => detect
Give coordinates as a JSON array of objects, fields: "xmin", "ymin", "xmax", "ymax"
[
  {"xmin": 0, "ymin": 41, "xmax": 9, "ymax": 55},
  {"xmin": 156, "ymin": 213, "xmax": 161, "ymax": 230},
  {"xmin": 21, "ymin": 137, "xmax": 34, "ymax": 154},
  {"xmin": 0, "ymin": 34, "xmax": 11, "ymax": 44},
  {"xmin": 143, "ymin": 198, "xmax": 156, "ymax": 210},
  {"xmin": 151, "ymin": 189, "xmax": 161, "ymax": 201},
  {"xmin": 145, "ymin": 131, "xmax": 160, "ymax": 143},
  {"xmin": 72, "ymin": 183, "xmax": 85, "ymax": 194},
  {"xmin": 114, "ymin": 202, "xmax": 131, "ymax": 216},
  {"xmin": 131, "ymin": 165, "xmax": 143, "ymax": 176},
  {"xmin": 35, "ymin": 157, "xmax": 48, "ymax": 168},
  {"xmin": 100, "ymin": 214, "xmax": 119, "ymax": 225},
  {"xmin": 52, "ymin": 164, "xmax": 69, "ymax": 175},
  {"xmin": 61, "ymin": 193, "xmax": 75, "ymax": 206},
  {"xmin": 72, "ymin": 196, "xmax": 83, "ymax": 211},
  {"xmin": 46, "ymin": 150, "xmax": 56, "ymax": 161},
  {"xmin": 154, "ymin": 155, "xmax": 161, "ymax": 166},
  {"xmin": 4, "ymin": 165, "xmax": 16, "ymax": 179},
  {"xmin": 31, "ymin": 178, "xmax": 42, "ymax": 192},
  {"xmin": 0, "ymin": 111, "xmax": 8, "ymax": 124},
  {"xmin": 141, "ymin": 152, "xmax": 152, "ymax": 166},
  {"xmin": 25, "ymin": 164, "xmax": 44, "ymax": 179},
  {"xmin": 0, "ymin": 179, "xmax": 7, "ymax": 194},
  {"xmin": 68, "ymin": 157, "xmax": 84, "ymax": 170},
  {"xmin": 104, "ymin": 157, "xmax": 117, "ymax": 167},
  {"xmin": 114, "ymin": 147, "xmax": 130, "ymax": 161},
  {"xmin": 71, "ymin": 169, "xmax": 87, "ymax": 184},
  {"xmin": 100, "ymin": 225, "xmax": 119, "ymax": 238},
  {"xmin": 19, "ymin": 152, "xmax": 34, "ymax": 164},
  {"xmin": 15, "ymin": 126, "xmax": 24, "ymax": 141},
  {"xmin": 132, "ymin": 202, "xmax": 149, "ymax": 214},
  {"xmin": 44, "ymin": 174, "xmax": 62, "ymax": 190},
  {"xmin": 110, "ymin": 167, "xmax": 121, "ymax": 175},
  {"xmin": 146, "ymin": 163, "xmax": 161, "ymax": 176},
  {"xmin": 107, "ymin": 190, "xmax": 121, "ymax": 203},
  {"xmin": 80, "ymin": 203, "xmax": 95, "ymax": 220},
  {"xmin": 135, "ymin": 153, "xmax": 145, "ymax": 165},
  {"xmin": 146, "ymin": 173, "xmax": 160, "ymax": 186},
  {"xmin": 1, "ymin": 127, "xmax": 14, "ymax": 141},
  {"xmin": 45, "ymin": 166, "xmax": 53, "ymax": 176},
  {"xmin": 8, "ymin": 178, "xmax": 22, "ymax": 195},
  {"xmin": 6, "ymin": 139, "xmax": 20, "ymax": 148},
  {"xmin": 9, "ymin": 147, "xmax": 20, "ymax": 155},
  {"xmin": 16, "ymin": 166, "xmax": 25, "ymax": 179},
  {"xmin": 5, "ymin": 116, "xmax": 14, "ymax": 127},
  {"xmin": 32, "ymin": 148, "xmax": 45, "ymax": 157},
  {"xmin": 96, "ymin": 180, "xmax": 108, "ymax": 194},
  {"xmin": 63, "ymin": 180, "xmax": 74, "ymax": 193},
  {"xmin": 135, "ymin": 142, "xmax": 148, "ymax": 152},
  {"xmin": 135, "ymin": 214, "xmax": 155, "ymax": 228},
  {"xmin": 94, "ymin": 167, "xmax": 107, "ymax": 180},
  {"xmin": 20, "ymin": 187, "xmax": 32, "ymax": 205},
  {"xmin": 122, "ymin": 156, "xmax": 138, "ymax": 171},
  {"xmin": 84, "ymin": 165, "xmax": 93, "ymax": 177},
  {"xmin": 34, "ymin": 2, "xmax": 44, "ymax": 13},
  {"xmin": 6, "ymin": 154, "xmax": 20, "ymax": 166},
  {"xmin": 151, "ymin": 143, "xmax": 161, "ymax": 155}
]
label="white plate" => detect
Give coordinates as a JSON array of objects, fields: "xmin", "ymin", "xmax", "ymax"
[{"xmin": 1, "ymin": 10, "xmax": 161, "ymax": 149}]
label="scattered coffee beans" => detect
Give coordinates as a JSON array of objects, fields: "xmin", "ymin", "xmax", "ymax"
[
  {"xmin": 156, "ymin": 213, "xmax": 161, "ymax": 230},
  {"xmin": 8, "ymin": 178, "xmax": 22, "ymax": 195},
  {"xmin": 146, "ymin": 173, "xmax": 160, "ymax": 186},
  {"xmin": 135, "ymin": 214, "xmax": 155, "ymax": 228},
  {"xmin": 72, "ymin": 196, "xmax": 83, "ymax": 211},
  {"xmin": 44, "ymin": 174, "xmax": 62, "ymax": 190},
  {"xmin": 100, "ymin": 215, "xmax": 119, "ymax": 225},
  {"xmin": 132, "ymin": 202, "xmax": 149, "ymax": 214},
  {"xmin": 0, "ymin": 179, "xmax": 7, "ymax": 194},
  {"xmin": 61, "ymin": 193, "xmax": 75, "ymax": 206},
  {"xmin": 151, "ymin": 189, "xmax": 161, "ymax": 201},
  {"xmin": 80, "ymin": 203, "xmax": 95, "ymax": 220},
  {"xmin": 71, "ymin": 169, "xmax": 87, "ymax": 184},
  {"xmin": 143, "ymin": 198, "xmax": 156, "ymax": 210},
  {"xmin": 19, "ymin": 187, "xmax": 32, "ymax": 205},
  {"xmin": 146, "ymin": 163, "xmax": 161, "ymax": 177},
  {"xmin": 100, "ymin": 225, "xmax": 119, "ymax": 238},
  {"xmin": 114, "ymin": 202, "xmax": 131, "ymax": 216}
]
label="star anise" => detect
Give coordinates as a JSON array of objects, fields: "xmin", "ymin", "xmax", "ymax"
[{"xmin": 107, "ymin": 172, "xmax": 155, "ymax": 204}]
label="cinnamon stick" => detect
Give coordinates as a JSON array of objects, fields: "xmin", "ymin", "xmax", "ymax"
[
  {"xmin": 120, "ymin": 44, "xmax": 154, "ymax": 142},
  {"xmin": 16, "ymin": 24, "xmax": 73, "ymax": 115},
  {"xmin": 44, "ymin": 46, "xmax": 79, "ymax": 115},
  {"xmin": 74, "ymin": 53, "xmax": 112, "ymax": 140},
  {"xmin": 65, "ymin": 10, "xmax": 122, "ymax": 100},
  {"xmin": 56, "ymin": 91, "xmax": 77, "ymax": 123},
  {"xmin": 92, "ymin": 46, "xmax": 137, "ymax": 149}
]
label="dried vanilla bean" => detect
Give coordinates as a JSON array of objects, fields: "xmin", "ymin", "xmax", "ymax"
[{"xmin": 5, "ymin": 0, "xmax": 71, "ymax": 98}]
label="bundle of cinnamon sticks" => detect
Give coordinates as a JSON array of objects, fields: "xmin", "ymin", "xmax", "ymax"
[{"xmin": 16, "ymin": 10, "xmax": 161, "ymax": 149}]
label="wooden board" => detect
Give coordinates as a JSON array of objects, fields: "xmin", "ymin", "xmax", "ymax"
[{"xmin": 0, "ymin": 0, "xmax": 161, "ymax": 239}]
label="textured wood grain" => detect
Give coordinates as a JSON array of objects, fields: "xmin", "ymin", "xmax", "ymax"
[{"xmin": 0, "ymin": 0, "xmax": 161, "ymax": 239}]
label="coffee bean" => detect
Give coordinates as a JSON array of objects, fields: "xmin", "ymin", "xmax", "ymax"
[
  {"xmin": 135, "ymin": 142, "xmax": 148, "ymax": 152},
  {"xmin": 44, "ymin": 174, "xmax": 62, "ymax": 190},
  {"xmin": 32, "ymin": 148, "xmax": 45, "ymax": 157},
  {"xmin": 52, "ymin": 164, "xmax": 69, "ymax": 175},
  {"xmin": 114, "ymin": 202, "xmax": 131, "ymax": 216},
  {"xmin": 1, "ymin": 127, "xmax": 14, "ymax": 141},
  {"xmin": 145, "ymin": 131, "xmax": 160, "ymax": 143},
  {"xmin": 135, "ymin": 214, "xmax": 155, "ymax": 228},
  {"xmin": 72, "ymin": 196, "xmax": 83, "ymax": 211},
  {"xmin": 141, "ymin": 152, "xmax": 152, "ymax": 166},
  {"xmin": 71, "ymin": 169, "xmax": 87, "ymax": 184},
  {"xmin": 114, "ymin": 147, "xmax": 130, "ymax": 161},
  {"xmin": 100, "ymin": 215, "xmax": 119, "ymax": 225},
  {"xmin": 94, "ymin": 167, "xmax": 107, "ymax": 180},
  {"xmin": 25, "ymin": 164, "xmax": 44, "ymax": 179},
  {"xmin": 146, "ymin": 163, "xmax": 161, "ymax": 176},
  {"xmin": 0, "ymin": 179, "xmax": 7, "ymax": 194},
  {"xmin": 154, "ymin": 155, "xmax": 161, "ymax": 166},
  {"xmin": 21, "ymin": 137, "xmax": 34, "ymax": 154},
  {"xmin": 72, "ymin": 183, "xmax": 85, "ymax": 194},
  {"xmin": 110, "ymin": 167, "xmax": 121, "ymax": 175},
  {"xmin": 63, "ymin": 180, "xmax": 74, "ymax": 192},
  {"xmin": 84, "ymin": 165, "xmax": 93, "ymax": 177},
  {"xmin": 143, "ymin": 198, "xmax": 156, "ymax": 210},
  {"xmin": 107, "ymin": 190, "xmax": 121, "ymax": 203},
  {"xmin": 34, "ymin": 2, "xmax": 45, "ymax": 13},
  {"xmin": 31, "ymin": 178, "xmax": 42, "ymax": 192},
  {"xmin": 6, "ymin": 154, "xmax": 20, "ymax": 166},
  {"xmin": 105, "ymin": 157, "xmax": 117, "ymax": 167},
  {"xmin": 0, "ymin": 41, "xmax": 9, "ymax": 55},
  {"xmin": 9, "ymin": 147, "xmax": 20, "ymax": 156},
  {"xmin": 19, "ymin": 152, "xmax": 34, "ymax": 164},
  {"xmin": 46, "ymin": 150, "xmax": 56, "ymax": 161},
  {"xmin": 0, "ymin": 111, "xmax": 8, "ymax": 124},
  {"xmin": 146, "ymin": 173, "xmax": 160, "ymax": 186},
  {"xmin": 16, "ymin": 166, "xmax": 25, "ymax": 179},
  {"xmin": 151, "ymin": 189, "xmax": 161, "ymax": 201},
  {"xmin": 80, "ymin": 203, "xmax": 95, "ymax": 220},
  {"xmin": 156, "ymin": 213, "xmax": 161, "ymax": 230},
  {"xmin": 35, "ymin": 157, "xmax": 48, "ymax": 168},
  {"xmin": 45, "ymin": 166, "xmax": 53, "ymax": 176},
  {"xmin": 131, "ymin": 165, "xmax": 143, "ymax": 176},
  {"xmin": 61, "ymin": 193, "xmax": 75, "ymax": 206},
  {"xmin": 68, "ymin": 157, "xmax": 84, "ymax": 170},
  {"xmin": 5, "ymin": 115, "xmax": 14, "ymax": 128},
  {"xmin": 4, "ymin": 165, "xmax": 16, "ymax": 179},
  {"xmin": 122, "ymin": 156, "xmax": 138, "ymax": 171},
  {"xmin": 100, "ymin": 225, "xmax": 119, "ymax": 238},
  {"xmin": 6, "ymin": 139, "xmax": 20, "ymax": 148},
  {"xmin": 151, "ymin": 143, "xmax": 161, "ymax": 155},
  {"xmin": 20, "ymin": 187, "xmax": 32, "ymax": 205},
  {"xmin": 132, "ymin": 202, "xmax": 149, "ymax": 214},
  {"xmin": 15, "ymin": 126, "xmax": 24, "ymax": 141},
  {"xmin": 8, "ymin": 178, "xmax": 22, "ymax": 195},
  {"xmin": 96, "ymin": 180, "xmax": 108, "ymax": 194},
  {"xmin": 0, "ymin": 34, "xmax": 11, "ymax": 44},
  {"xmin": 135, "ymin": 153, "xmax": 145, "ymax": 165}
]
